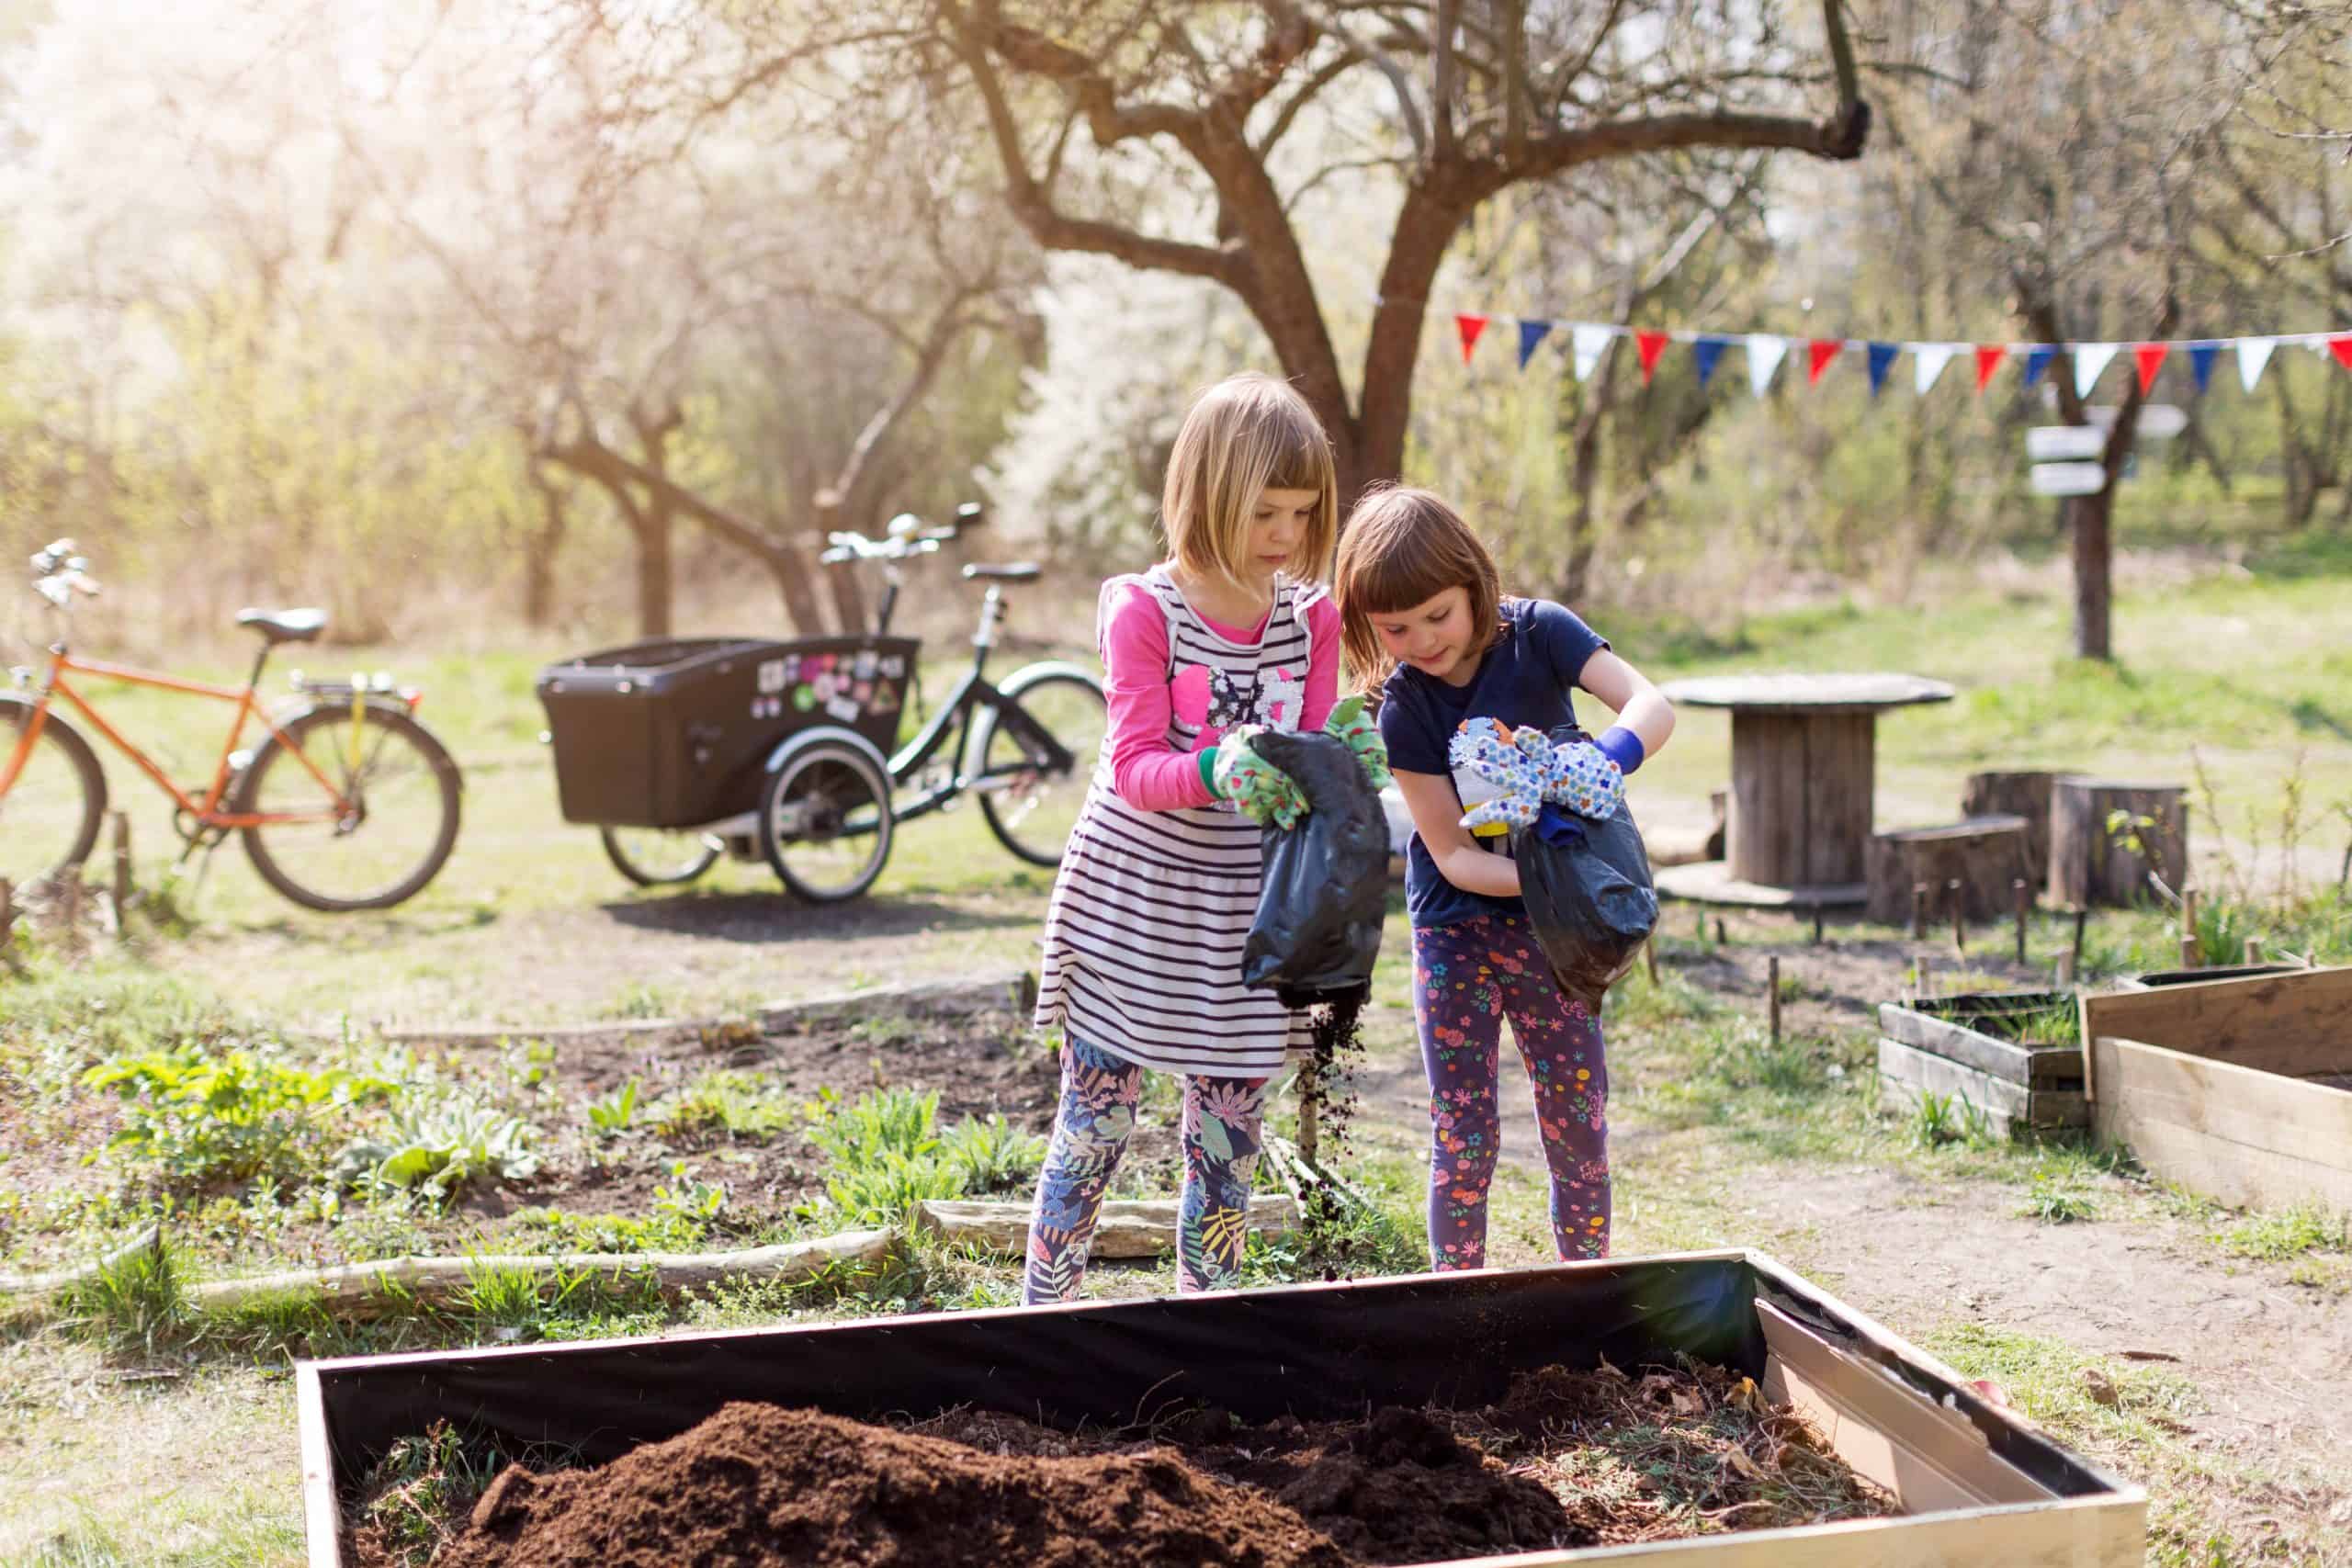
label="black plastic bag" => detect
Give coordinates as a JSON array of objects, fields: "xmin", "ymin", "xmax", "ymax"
[
  {"xmin": 1240, "ymin": 728, "xmax": 1387, "ymax": 1008},
  {"xmin": 1511, "ymin": 725, "xmax": 1658, "ymax": 1006}
]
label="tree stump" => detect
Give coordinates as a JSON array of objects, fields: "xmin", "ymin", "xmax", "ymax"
[
  {"xmin": 1960, "ymin": 770, "xmax": 2082, "ymax": 887},
  {"xmin": 2049, "ymin": 778, "xmax": 2188, "ymax": 908},
  {"xmin": 1865, "ymin": 817, "xmax": 2030, "ymax": 925}
]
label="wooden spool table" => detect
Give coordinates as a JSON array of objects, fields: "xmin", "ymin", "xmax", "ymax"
[{"xmin": 1656, "ymin": 672, "xmax": 1956, "ymax": 908}]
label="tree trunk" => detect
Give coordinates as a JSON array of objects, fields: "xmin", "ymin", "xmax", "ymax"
[
  {"xmin": 2069, "ymin": 487, "xmax": 2112, "ymax": 661},
  {"xmin": 637, "ymin": 502, "xmax": 673, "ymax": 637},
  {"xmin": 522, "ymin": 464, "xmax": 570, "ymax": 629}
]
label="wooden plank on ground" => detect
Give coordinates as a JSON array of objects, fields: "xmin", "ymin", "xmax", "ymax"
[
  {"xmin": 2089, "ymin": 1036, "xmax": 2352, "ymax": 1213},
  {"xmin": 914, "ymin": 1196, "xmax": 1298, "ymax": 1258},
  {"xmin": 759, "ymin": 971, "xmax": 1038, "ymax": 1033},
  {"xmin": 1423, "ymin": 1494, "xmax": 2143, "ymax": 1566},
  {"xmin": 2079, "ymin": 968, "xmax": 2352, "ymax": 1081},
  {"xmin": 1758, "ymin": 1299, "xmax": 2055, "ymax": 1513},
  {"xmin": 1878, "ymin": 1005, "xmax": 2079, "ymax": 1088}
]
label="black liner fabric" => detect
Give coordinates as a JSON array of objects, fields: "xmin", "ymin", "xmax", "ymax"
[
  {"xmin": 1240, "ymin": 728, "xmax": 1388, "ymax": 1008},
  {"xmin": 307, "ymin": 1255, "xmax": 2127, "ymax": 1549},
  {"xmin": 1510, "ymin": 726, "xmax": 1658, "ymax": 1006},
  {"xmin": 318, "ymin": 1259, "xmax": 1755, "ymax": 1486}
]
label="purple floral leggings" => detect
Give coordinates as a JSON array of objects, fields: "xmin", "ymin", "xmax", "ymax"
[
  {"xmin": 1023, "ymin": 1035, "xmax": 1268, "ymax": 1303},
  {"xmin": 1412, "ymin": 915, "xmax": 1610, "ymax": 1269}
]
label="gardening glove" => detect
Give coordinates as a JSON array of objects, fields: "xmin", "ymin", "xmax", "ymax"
[
  {"xmin": 1447, "ymin": 716, "xmax": 1624, "ymax": 836},
  {"xmin": 1322, "ymin": 694, "xmax": 1392, "ymax": 792},
  {"xmin": 1211, "ymin": 726, "xmax": 1310, "ymax": 829}
]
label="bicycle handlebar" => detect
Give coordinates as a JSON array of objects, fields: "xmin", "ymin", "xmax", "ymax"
[
  {"xmin": 817, "ymin": 502, "xmax": 984, "ymax": 566},
  {"xmin": 30, "ymin": 538, "xmax": 100, "ymax": 604}
]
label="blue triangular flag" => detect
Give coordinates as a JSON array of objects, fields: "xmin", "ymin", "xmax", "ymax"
[
  {"xmin": 2021, "ymin": 345, "xmax": 2056, "ymax": 388},
  {"xmin": 2188, "ymin": 343, "xmax": 2219, "ymax": 393},
  {"xmin": 1866, "ymin": 342, "xmax": 1899, "ymax": 396},
  {"xmin": 1692, "ymin": 336, "xmax": 1731, "ymax": 387},
  {"xmin": 1516, "ymin": 319, "xmax": 1554, "ymax": 369}
]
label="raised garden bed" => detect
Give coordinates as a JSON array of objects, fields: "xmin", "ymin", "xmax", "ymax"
[
  {"xmin": 1877, "ymin": 991, "xmax": 2086, "ymax": 1139},
  {"xmin": 2112, "ymin": 963, "xmax": 2308, "ymax": 992},
  {"xmin": 300, "ymin": 1250, "xmax": 2144, "ymax": 1566},
  {"xmin": 2083, "ymin": 966, "xmax": 2352, "ymax": 1212}
]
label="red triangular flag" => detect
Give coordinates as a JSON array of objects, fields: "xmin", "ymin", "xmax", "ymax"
[
  {"xmin": 1973, "ymin": 344, "xmax": 2008, "ymax": 394},
  {"xmin": 2329, "ymin": 334, "xmax": 2352, "ymax": 371},
  {"xmin": 2132, "ymin": 343, "xmax": 2170, "ymax": 394},
  {"xmin": 1454, "ymin": 314, "xmax": 1488, "ymax": 365},
  {"xmin": 1634, "ymin": 331, "xmax": 1669, "ymax": 383},
  {"xmin": 1807, "ymin": 339, "xmax": 1842, "ymax": 385}
]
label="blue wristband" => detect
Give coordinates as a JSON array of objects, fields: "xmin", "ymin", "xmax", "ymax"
[{"xmin": 1596, "ymin": 726, "xmax": 1645, "ymax": 777}]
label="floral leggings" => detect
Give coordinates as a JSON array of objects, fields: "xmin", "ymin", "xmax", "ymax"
[
  {"xmin": 1413, "ymin": 915, "xmax": 1610, "ymax": 1269},
  {"xmin": 1023, "ymin": 1035, "xmax": 1268, "ymax": 1303}
]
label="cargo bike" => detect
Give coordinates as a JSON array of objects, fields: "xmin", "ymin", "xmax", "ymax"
[{"xmin": 537, "ymin": 504, "xmax": 1106, "ymax": 902}]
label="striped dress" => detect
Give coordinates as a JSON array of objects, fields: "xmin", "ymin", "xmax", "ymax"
[{"xmin": 1033, "ymin": 567, "xmax": 1325, "ymax": 1075}]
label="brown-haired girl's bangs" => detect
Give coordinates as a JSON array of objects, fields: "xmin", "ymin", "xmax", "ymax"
[{"xmin": 1336, "ymin": 490, "xmax": 1484, "ymax": 614}]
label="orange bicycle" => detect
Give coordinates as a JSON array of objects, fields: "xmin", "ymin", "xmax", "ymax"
[{"xmin": 0, "ymin": 539, "xmax": 463, "ymax": 911}]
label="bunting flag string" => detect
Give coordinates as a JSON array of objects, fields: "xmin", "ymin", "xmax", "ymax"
[{"xmin": 1421, "ymin": 304, "xmax": 2352, "ymax": 400}]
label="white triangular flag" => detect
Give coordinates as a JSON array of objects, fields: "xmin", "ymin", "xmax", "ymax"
[
  {"xmin": 1913, "ymin": 344, "xmax": 1959, "ymax": 395},
  {"xmin": 1745, "ymin": 335, "xmax": 1788, "ymax": 399},
  {"xmin": 1569, "ymin": 324, "xmax": 1613, "ymax": 383},
  {"xmin": 2235, "ymin": 337, "xmax": 2276, "ymax": 393},
  {"xmin": 2073, "ymin": 343, "xmax": 2120, "ymax": 399}
]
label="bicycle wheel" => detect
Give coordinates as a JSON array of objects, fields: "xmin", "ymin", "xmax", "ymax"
[
  {"xmin": 601, "ymin": 826, "xmax": 721, "ymax": 887},
  {"xmin": 235, "ymin": 703, "xmax": 462, "ymax": 912},
  {"xmin": 757, "ymin": 739, "xmax": 893, "ymax": 903},
  {"xmin": 970, "ymin": 666, "xmax": 1106, "ymax": 868},
  {"xmin": 0, "ymin": 695, "xmax": 107, "ymax": 894}
]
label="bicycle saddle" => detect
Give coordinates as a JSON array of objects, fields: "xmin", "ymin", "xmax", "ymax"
[
  {"xmin": 962, "ymin": 563, "xmax": 1040, "ymax": 583},
  {"xmin": 237, "ymin": 607, "xmax": 329, "ymax": 644}
]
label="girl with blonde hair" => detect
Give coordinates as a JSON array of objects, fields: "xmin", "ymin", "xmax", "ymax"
[{"xmin": 1024, "ymin": 372, "xmax": 1343, "ymax": 1302}]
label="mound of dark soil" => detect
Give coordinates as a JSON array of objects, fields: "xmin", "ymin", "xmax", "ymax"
[{"xmin": 433, "ymin": 1402, "xmax": 1351, "ymax": 1568}]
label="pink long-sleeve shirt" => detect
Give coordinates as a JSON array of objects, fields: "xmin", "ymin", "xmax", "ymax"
[{"xmin": 1098, "ymin": 578, "xmax": 1340, "ymax": 811}]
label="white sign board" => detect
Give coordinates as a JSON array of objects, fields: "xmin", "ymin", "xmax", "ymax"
[
  {"xmin": 2074, "ymin": 403, "xmax": 2187, "ymax": 439},
  {"xmin": 2027, "ymin": 426, "xmax": 2106, "ymax": 462},
  {"xmin": 2030, "ymin": 461, "xmax": 2109, "ymax": 497}
]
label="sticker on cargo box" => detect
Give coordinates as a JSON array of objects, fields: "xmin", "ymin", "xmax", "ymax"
[
  {"xmin": 869, "ymin": 682, "xmax": 899, "ymax": 714},
  {"xmin": 854, "ymin": 649, "xmax": 877, "ymax": 679},
  {"xmin": 757, "ymin": 659, "xmax": 787, "ymax": 694},
  {"xmin": 880, "ymin": 656, "xmax": 905, "ymax": 679},
  {"xmin": 825, "ymin": 694, "xmax": 861, "ymax": 722},
  {"xmin": 793, "ymin": 685, "xmax": 816, "ymax": 712}
]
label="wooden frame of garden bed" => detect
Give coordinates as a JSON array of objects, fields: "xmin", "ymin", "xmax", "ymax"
[
  {"xmin": 1877, "ymin": 992, "xmax": 2087, "ymax": 1140},
  {"xmin": 2083, "ymin": 966, "xmax": 2352, "ymax": 1213},
  {"xmin": 295, "ymin": 1248, "xmax": 2143, "ymax": 1567}
]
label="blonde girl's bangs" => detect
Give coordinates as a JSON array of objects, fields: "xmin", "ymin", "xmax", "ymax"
[{"xmin": 1163, "ymin": 375, "xmax": 1339, "ymax": 587}]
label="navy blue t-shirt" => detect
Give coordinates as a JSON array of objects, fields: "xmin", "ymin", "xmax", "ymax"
[{"xmin": 1378, "ymin": 597, "xmax": 1610, "ymax": 930}]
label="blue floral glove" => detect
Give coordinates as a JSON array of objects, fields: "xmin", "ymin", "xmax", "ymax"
[{"xmin": 1447, "ymin": 716, "xmax": 1624, "ymax": 834}]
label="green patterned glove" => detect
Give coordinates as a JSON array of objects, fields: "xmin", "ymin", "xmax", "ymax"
[
  {"xmin": 1213, "ymin": 727, "xmax": 1310, "ymax": 829},
  {"xmin": 1323, "ymin": 694, "xmax": 1391, "ymax": 791}
]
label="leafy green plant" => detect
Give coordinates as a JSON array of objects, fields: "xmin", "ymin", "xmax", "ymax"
[
  {"xmin": 2221, "ymin": 1201, "xmax": 2348, "ymax": 1260},
  {"xmin": 822, "ymin": 1149, "xmax": 967, "ymax": 1225},
  {"xmin": 82, "ymin": 1046, "xmax": 397, "ymax": 1190},
  {"xmin": 57, "ymin": 1230, "xmax": 187, "ymax": 1357},
  {"xmin": 1909, "ymin": 1089, "xmax": 1994, "ymax": 1149},
  {"xmin": 938, "ymin": 1112, "xmax": 1046, "ymax": 1193},
  {"xmin": 585, "ymin": 1080, "xmax": 640, "ymax": 1138},
  {"xmin": 338, "ymin": 1095, "xmax": 540, "ymax": 1202},
  {"xmin": 809, "ymin": 1085, "xmax": 944, "ymax": 1167},
  {"xmin": 2019, "ymin": 1170, "xmax": 2098, "ymax": 1224},
  {"xmin": 651, "ymin": 1071, "xmax": 791, "ymax": 1142},
  {"xmin": 652, "ymin": 1161, "xmax": 728, "ymax": 1224}
]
